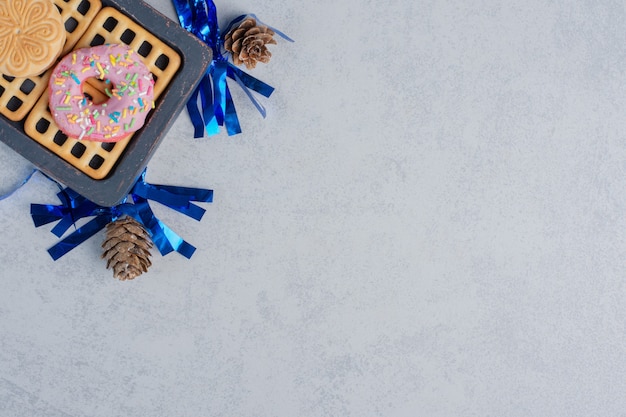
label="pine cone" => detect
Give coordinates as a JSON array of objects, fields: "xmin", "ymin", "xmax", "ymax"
[
  {"xmin": 224, "ymin": 17, "xmax": 277, "ymax": 69},
  {"xmin": 101, "ymin": 216, "xmax": 153, "ymax": 281}
]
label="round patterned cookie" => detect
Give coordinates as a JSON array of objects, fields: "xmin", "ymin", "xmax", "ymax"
[{"xmin": 0, "ymin": 0, "xmax": 66, "ymax": 77}]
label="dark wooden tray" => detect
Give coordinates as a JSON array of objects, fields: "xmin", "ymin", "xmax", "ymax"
[{"xmin": 0, "ymin": 0, "xmax": 211, "ymax": 206}]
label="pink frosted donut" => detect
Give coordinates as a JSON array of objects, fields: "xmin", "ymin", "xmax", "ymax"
[{"xmin": 48, "ymin": 44, "xmax": 155, "ymax": 142}]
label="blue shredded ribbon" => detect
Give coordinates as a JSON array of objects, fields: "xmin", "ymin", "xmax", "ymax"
[
  {"xmin": 31, "ymin": 170, "xmax": 213, "ymax": 261},
  {"xmin": 172, "ymin": 0, "xmax": 293, "ymax": 137}
]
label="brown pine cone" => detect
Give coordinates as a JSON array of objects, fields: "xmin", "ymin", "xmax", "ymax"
[
  {"xmin": 224, "ymin": 17, "xmax": 277, "ymax": 69},
  {"xmin": 101, "ymin": 216, "xmax": 153, "ymax": 281}
]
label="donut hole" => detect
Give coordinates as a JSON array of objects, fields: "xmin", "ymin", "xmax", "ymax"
[{"xmin": 82, "ymin": 77, "xmax": 112, "ymax": 105}]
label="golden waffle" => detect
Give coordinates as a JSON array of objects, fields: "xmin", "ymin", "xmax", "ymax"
[
  {"xmin": 0, "ymin": 0, "xmax": 102, "ymax": 122},
  {"xmin": 24, "ymin": 7, "xmax": 182, "ymax": 180},
  {"xmin": 55, "ymin": 0, "xmax": 103, "ymax": 57}
]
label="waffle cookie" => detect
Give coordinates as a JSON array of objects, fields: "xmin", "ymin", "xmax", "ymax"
[
  {"xmin": 0, "ymin": 0, "xmax": 102, "ymax": 122},
  {"xmin": 55, "ymin": 0, "xmax": 103, "ymax": 57},
  {"xmin": 24, "ymin": 6, "xmax": 182, "ymax": 180}
]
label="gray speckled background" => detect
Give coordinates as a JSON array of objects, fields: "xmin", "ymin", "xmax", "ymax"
[{"xmin": 1, "ymin": 0, "xmax": 626, "ymax": 415}]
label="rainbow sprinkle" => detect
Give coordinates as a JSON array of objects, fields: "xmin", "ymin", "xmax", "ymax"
[{"xmin": 50, "ymin": 46, "xmax": 156, "ymax": 139}]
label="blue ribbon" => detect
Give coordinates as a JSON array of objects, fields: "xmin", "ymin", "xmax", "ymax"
[
  {"xmin": 31, "ymin": 170, "xmax": 213, "ymax": 261},
  {"xmin": 172, "ymin": 0, "xmax": 292, "ymax": 137},
  {"xmin": 0, "ymin": 168, "xmax": 38, "ymax": 201}
]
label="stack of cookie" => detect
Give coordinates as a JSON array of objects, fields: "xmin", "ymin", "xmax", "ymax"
[
  {"xmin": 0, "ymin": 0, "xmax": 102, "ymax": 123},
  {"xmin": 0, "ymin": 0, "xmax": 182, "ymax": 181}
]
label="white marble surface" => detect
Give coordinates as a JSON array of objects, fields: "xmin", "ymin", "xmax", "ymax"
[{"xmin": 2, "ymin": 0, "xmax": 626, "ymax": 415}]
